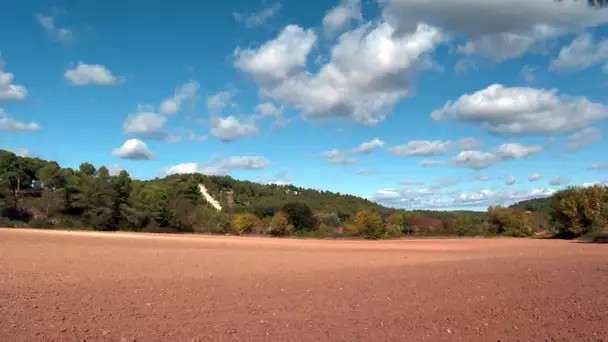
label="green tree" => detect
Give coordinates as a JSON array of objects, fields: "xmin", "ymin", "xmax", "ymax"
[
  {"xmin": 281, "ymin": 202, "xmax": 315, "ymax": 231},
  {"xmin": 354, "ymin": 211, "xmax": 383, "ymax": 239}
]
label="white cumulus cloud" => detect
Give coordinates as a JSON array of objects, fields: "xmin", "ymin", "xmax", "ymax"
[
  {"xmin": 382, "ymin": 0, "xmax": 608, "ymax": 61},
  {"xmin": 211, "ymin": 116, "xmax": 258, "ymax": 142},
  {"xmin": 235, "ymin": 21, "xmax": 445, "ymax": 126},
  {"xmin": 0, "ymin": 55, "xmax": 28, "ymax": 103},
  {"xmin": 123, "ymin": 106, "xmax": 168, "ymax": 140},
  {"xmin": 322, "ymin": 0, "xmax": 362, "ymax": 37},
  {"xmin": 111, "ymin": 139, "xmax": 156, "ymax": 160},
  {"xmin": 506, "ymin": 176, "xmax": 517, "ymax": 185},
  {"xmin": 550, "ymin": 176, "xmax": 570, "ymax": 186},
  {"xmin": 496, "ymin": 143, "xmax": 543, "ymax": 159},
  {"xmin": 432, "ymin": 84, "xmax": 607, "ymax": 135},
  {"xmin": 550, "ymin": 33, "xmax": 608, "ymax": 71},
  {"xmin": 529, "ymin": 172, "xmax": 543, "ymax": 182},
  {"xmin": 64, "ymin": 62, "xmax": 122, "ymax": 86},
  {"xmin": 321, "ymin": 149, "xmax": 359, "ymax": 165},
  {"xmin": 0, "ymin": 109, "xmax": 40, "ymax": 132}
]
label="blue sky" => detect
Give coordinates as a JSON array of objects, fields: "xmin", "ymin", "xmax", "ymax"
[{"xmin": 2, "ymin": 0, "xmax": 608, "ymax": 210}]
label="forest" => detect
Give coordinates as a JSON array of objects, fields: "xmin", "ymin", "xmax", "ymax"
[{"xmin": 1, "ymin": 149, "xmax": 606, "ymax": 240}]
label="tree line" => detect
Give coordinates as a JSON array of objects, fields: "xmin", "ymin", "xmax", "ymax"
[{"xmin": 2, "ymin": 149, "xmax": 605, "ymax": 240}]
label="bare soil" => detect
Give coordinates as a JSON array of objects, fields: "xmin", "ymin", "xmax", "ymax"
[{"xmin": 1, "ymin": 229, "xmax": 607, "ymax": 341}]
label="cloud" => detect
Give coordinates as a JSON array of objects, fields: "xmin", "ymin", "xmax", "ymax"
[
  {"xmin": 234, "ymin": 3, "xmax": 282, "ymax": 28},
  {"xmin": 588, "ymin": 162, "xmax": 608, "ymax": 170},
  {"xmin": 210, "ymin": 116, "xmax": 258, "ymax": 142},
  {"xmin": 432, "ymin": 84, "xmax": 607, "ymax": 135},
  {"xmin": 7, "ymin": 148, "xmax": 29, "ymax": 157},
  {"xmin": 352, "ymin": 138, "xmax": 385, "ymax": 154},
  {"xmin": 450, "ymin": 150, "xmax": 499, "ymax": 170},
  {"xmin": 382, "ymin": 0, "xmax": 608, "ymax": 61},
  {"xmin": 162, "ymin": 163, "xmax": 229, "ymax": 177},
  {"xmin": 162, "ymin": 156, "xmax": 270, "ymax": 177},
  {"xmin": 234, "ymin": 25, "xmax": 317, "ymax": 83},
  {"xmin": 457, "ymin": 137, "xmax": 484, "ymax": 150},
  {"xmin": 371, "ymin": 185, "xmax": 557, "ymax": 209},
  {"xmin": 355, "ymin": 169, "xmax": 378, "ymax": 175},
  {"xmin": 388, "ymin": 140, "xmax": 452, "ymax": 156},
  {"xmin": 0, "ymin": 109, "xmax": 40, "ymax": 132},
  {"xmin": 400, "ymin": 180, "xmax": 425, "ymax": 186},
  {"xmin": 111, "ymin": 139, "xmax": 156, "ymax": 160},
  {"xmin": 506, "ymin": 176, "xmax": 517, "ymax": 185},
  {"xmin": 419, "ymin": 159, "xmax": 447, "ymax": 167},
  {"xmin": 207, "ymin": 90, "xmax": 235, "ymax": 114},
  {"xmin": 496, "ymin": 143, "xmax": 543, "ymax": 159},
  {"xmin": 529, "ymin": 172, "xmax": 543, "ymax": 182},
  {"xmin": 123, "ymin": 106, "xmax": 168, "ymax": 140},
  {"xmin": 219, "ymin": 156, "xmax": 269, "ymax": 170},
  {"xmin": 519, "ymin": 65, "xmax": 536, "ymax": 82},
  {"xmin": 159, "ymin": 81, "xmax": 200, "ymax": 115},
  {"xmin": 269, "ymin": 168, "xmax": 292, "ymax": 185},
  {"xmin": 549, "ymin": 176, "xmax": 570, "ymax": 186},
  {"xmin": 388, "ymin": 138, "xmax": 482, "ymax": 156},
  {"xmin": 107, "ymin": 164, "xmax": 129, "ymax": 177},
  {"xmin": 565, "ymin": 127, "xmax": 601, "ymax": 151},
  {"xmin": 431, "ymin": 178, "xmax": 460, "ymax": 189},
  {"xmin": 322, "ymin": 0, "xmax": 362, "ymax": 37},
  {"xmin": 235, "ymin": 21, "xmax": 444, "ymax": 126},
  {"xmin": 321, "ymin": 149, "xmax": 359, "ymax": 165},
  {"xmin": 187, "ymin": 131, "xmax": 207, "ymax": 142},
  {"xmin": 0, "ymin": 55, "xmax": 28, "ymax": 103},
  {"xmin": 64, "ymin": 62, "xmax": 122, "ymax": 86},
  {"xmin": 254, "ymin": 101, "xmax": 290, "ymax": 127},
  {"xmin": 36, "ymin": 13, "xmax": 73, "ymax": 44},
  {"xmin": 550, "ymin": 33, "xmax": 608, "ymax": 71},
  {"xmin": 255, "ymin": 102, "xmax": 284, "ymax": 117}
]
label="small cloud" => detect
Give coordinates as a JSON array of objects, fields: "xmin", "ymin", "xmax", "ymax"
[
  {"xmin": 565, "ymin": 127, "xmax": 601, "ymax": 151},
  {"xmin": 321, "ymin": 149, "xmax": 359, "ymax": 165},
  {"xmin": 64, "ymin": 62, "xmax": 123, "ymax": 86},
  {"xmin": 211, "ymin": 116, "xmax": 258, "ymax": 142},
  {"xmin": 111, "ymin": 139, "xmax": 156, "ymax": 160},
  {"xmin": 234, "ymin": 3, "xmax": 282, "ymax": 28},
  {"xmin": 36, "ymin": 12, "xmax": 73, "ymax": 44},
  {"xmin": 0, "ymin": 109, "xmax": 40, "ymax": 132},
  {"xmin": 159, "ymin": 81, "xmax": 200, "ymax": 115},
  {"xmin": 506, "ymin": 176, "xmax": 517, "ymax": 185},
  {"xmin": 352, "ymin": 138, "xmax": 385, "ymax": 154},
  {"xmin": 529, "ymin": 172, "xmax": 543, "ymax": 182},
  {"xmin": 549, "ymin": 176, "xmax": 570, "ymax": 186},
  {"xmin": 588, "ymin": 162, "xmax": 608, "ymax": 170},
  {"xmin": 355, "ymin": 169, "xmax": 378, "ymax": 175},
  {"xmin": 519, "ymin": 66, "xmax": 536, "ymax": 83}
]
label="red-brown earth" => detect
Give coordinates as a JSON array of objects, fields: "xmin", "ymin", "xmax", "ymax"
[{"xmin": 1, "ymin": 228, "xmax": 607, "ymax": 341}]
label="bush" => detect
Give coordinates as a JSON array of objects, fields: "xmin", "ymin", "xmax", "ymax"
[
  {"xmin": 28, "ymin": 219, "xmax": 52, "ymax": 229},
  {"xmin": 231, "ymin": 213, "xmax": 259, "ymax": 235},
  {"xmin": 354, "ymin": 211, "xmax": 383, "ymax": 240},
  {"xmin": 315, "ymin": 213, "xmax": 341, "ymax": 228},
  {"xmin": 269, "ymin": 211, "xmax": 292, "ymax": 236},
  {"xmin": 281, "ymin": 202, "xmax": 315, "ymax": 232},
  {"xmin": 583, "ymin": 231, "xmax": 608, "ymax": 243}
]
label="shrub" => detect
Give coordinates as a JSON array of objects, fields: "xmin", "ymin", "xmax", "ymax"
[
  {"xmin": 29, "ymin": 219, "xmax": 52, "ymax": 229},
  {"xmin": 231, "ymin": 213, "xmax": 259, "ymax": 235},
  {"xmin": 269, "ymin": 211, "xmax": 292, "ymax": 236},
  {"xmin": 281, "ymin": 202, "xmax": 315, "ymax": 232},
  {"xmin": 315, "ymin": 213, "xmax": 341, "ymax": 228},
  {"xmin": 354, "ymin": 211, "xmax": 383, "ymax": 240}
]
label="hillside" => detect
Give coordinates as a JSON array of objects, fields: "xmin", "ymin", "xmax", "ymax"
[{"xmin": 1, "ymin": 149, "xmax": 568, "ymax": 238}]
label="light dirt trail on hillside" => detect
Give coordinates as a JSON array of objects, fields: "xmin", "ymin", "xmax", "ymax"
[{"xmin": 1, "ymin": 229, "xmax": 607, "ymax": 341}]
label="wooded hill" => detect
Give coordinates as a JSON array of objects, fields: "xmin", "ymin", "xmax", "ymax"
[{"xmin": 4, "ymin": 149, "xmax": 604, "ymax": 240}]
